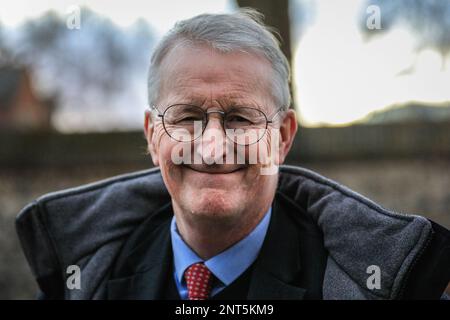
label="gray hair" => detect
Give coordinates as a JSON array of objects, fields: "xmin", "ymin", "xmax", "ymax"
[{"xmin": 147, "ymin": 8, "xmax": 291, "ymax": 110}]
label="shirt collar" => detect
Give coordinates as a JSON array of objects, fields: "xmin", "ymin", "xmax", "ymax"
[{"xmin": 170, "ymin": 207, "xmax": 272, "ymax": 286}]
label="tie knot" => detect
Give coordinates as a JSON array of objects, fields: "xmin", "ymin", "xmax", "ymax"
[{"xmin": 184, "ymin": 262, "xmax": 213, "ymax": 300}]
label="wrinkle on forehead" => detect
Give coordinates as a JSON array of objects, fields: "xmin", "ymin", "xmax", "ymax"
[
  {"xmin": 163, "ymin": 66, "xmax": 267, "ymax": 97},
  {"xmin": 162, "ymin": 90, "xmax": 270, "ymax": 114}
]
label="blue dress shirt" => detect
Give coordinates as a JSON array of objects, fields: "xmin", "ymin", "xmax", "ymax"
[{"xmin": 170, "ymin": 207, "xmax": 272, "ymax": 299}]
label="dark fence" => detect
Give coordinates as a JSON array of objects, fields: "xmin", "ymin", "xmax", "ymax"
[
  {"xmin": 290, "ymin": 121, "xmax": 450, "ymax": 162},
  {"xmin": 1, "ymin": 121, "xmax": 450, "ymax": 167}
]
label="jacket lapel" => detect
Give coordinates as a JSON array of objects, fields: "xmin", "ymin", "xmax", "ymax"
[
  {"xmin": 247, "ymin": 268, "xmax": 307, "ymax": 299},
  {"xmin": 247, "ymin": 195, "xmax": 307, "ymax": 300},
  {"xmin": 106, "ymin": 204, "xmax": 174, "ymax": 300},
  {"xmin": 106, "ymin": 261, "xmax": 171, "ymax": 299}
]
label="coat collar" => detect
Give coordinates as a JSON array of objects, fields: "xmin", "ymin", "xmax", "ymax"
[
  {"xmin": 246, "ymin": 195, "xmax": 306, "ymax": 299},
  {"xmin": 106, "ymin": 196, "xmax": 307, "ymax": 300}
]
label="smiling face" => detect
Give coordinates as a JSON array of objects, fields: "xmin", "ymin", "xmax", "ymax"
[{"xmin": 145, "ymin": 44, "xmax": 297, "ymax": 232}]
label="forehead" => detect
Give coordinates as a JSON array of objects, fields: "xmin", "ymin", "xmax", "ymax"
[{"xmin": 158, "ymin": 44, "xmax": 274, "ymax": 106}]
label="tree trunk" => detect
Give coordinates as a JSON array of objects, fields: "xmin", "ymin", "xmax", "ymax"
[{"xmin": 236, "ymin": 0, "xmax": 295, "ymax": 109}]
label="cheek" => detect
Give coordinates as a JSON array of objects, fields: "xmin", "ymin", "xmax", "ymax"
[
  {"xmin": 245, "ymin": 129, "xmax": 278, "ymax": 166},
  {"xmin": 154, "ymin": 131, "xmax": 183, "ymax": 185},
  {"xmin": 240, "ymin": 169, "xmax": 274, "ymax": 205},
  {"xmin": 153, "ymin": 125, "xmax": 177, "ymax": 165},
  {"xmin": 240, "ymin": 130, "xmax": 280, "ymax": 178},
  {"xmin": 152, "ymin": 124, "xmax": 166, "ymax": 148}
]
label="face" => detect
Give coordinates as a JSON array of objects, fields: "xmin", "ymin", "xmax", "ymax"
[{"xmin": 145, "ymin": 44, "xmax": 297, "ymax": 229}]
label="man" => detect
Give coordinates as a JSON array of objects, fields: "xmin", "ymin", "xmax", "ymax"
[{"xmin": 17, "ymin": 10, "xmax": 450, "ymax": 300}]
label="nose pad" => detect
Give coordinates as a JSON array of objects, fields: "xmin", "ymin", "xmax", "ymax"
[
  {"xmin": 195, "ymin": 117, "xmax": 228, "ymax": 165},
  {"xmin": 204, "ymin": 114, "xmax": 224, "ymax": 131}
]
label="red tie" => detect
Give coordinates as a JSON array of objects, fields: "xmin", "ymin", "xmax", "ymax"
[{"xmin": 184, "ymin": 262, "xmax": 213, "ymax": 300}]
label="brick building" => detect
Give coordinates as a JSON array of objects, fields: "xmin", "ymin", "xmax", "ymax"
[{"xmin": 0, "ymin": 65, "xmax": 55, "ymax": 131}]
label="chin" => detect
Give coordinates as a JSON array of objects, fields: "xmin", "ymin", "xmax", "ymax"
[{"xmin": 185, "ymin": 190, "xmax": 243, "ymax": 220}]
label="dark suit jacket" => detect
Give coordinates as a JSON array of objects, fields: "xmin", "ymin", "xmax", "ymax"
[{"xmin": 16, "ymin": 165, "xmax": 450, "ymax": 299}]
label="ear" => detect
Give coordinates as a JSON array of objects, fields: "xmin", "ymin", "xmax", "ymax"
[
  {"xmin": 144, "ymin": 109, "xmax": 160, "ymax": 166},
  {"xmin": 277, "ymin": 109, "xmax": 298, "ymax": 165}
]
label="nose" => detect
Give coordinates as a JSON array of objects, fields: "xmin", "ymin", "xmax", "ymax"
[
  {"xmin": 196, "ymin": 112, "xmax": 228, "ymax": 164},
  {"xmin": 204, "ymin": 112, "xmax": 224, "ymax": 131}
]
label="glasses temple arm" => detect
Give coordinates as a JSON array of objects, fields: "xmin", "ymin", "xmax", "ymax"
[
  {"xmin": 148, "ymin": 105, "xmax": 163, "ymax": 117},
  {"xmin": 267, "ymin": 107, "xmax": 286, "ymax": 123}
]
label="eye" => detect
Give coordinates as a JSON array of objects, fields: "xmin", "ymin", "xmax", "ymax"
[
  {"xmin": 164, "ymin": 105, "xmax": 205, "ymax": 125},
  {"xmin": 180, "ymin": 115, "xmax": 202, "ymax": 121},
  {"xmin": 227, "ymin": 115, "xmax": 251, "ymax": 123},
  {"xmin": 174, "ymin": 114, "xmax": 204, "ymax": 124}
]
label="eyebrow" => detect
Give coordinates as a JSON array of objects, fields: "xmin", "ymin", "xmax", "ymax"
[{"xmin": 172, "ymin": 92, "xmax": 261, "ymax": 109}]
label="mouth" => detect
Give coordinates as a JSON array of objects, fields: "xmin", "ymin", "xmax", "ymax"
[{"xmin": 183, "ymin": 164, "xmax": 246, "ymax": 174}]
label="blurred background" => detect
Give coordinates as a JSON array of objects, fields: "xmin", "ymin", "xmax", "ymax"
[{"xmin": 1, "ymin": 0, "xmax": 449, "ymax": 299}]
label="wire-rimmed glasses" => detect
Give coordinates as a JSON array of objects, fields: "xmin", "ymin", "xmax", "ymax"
[{"xmin": 150, "ymin": 104, "xmax": 284, "ymax": 145}]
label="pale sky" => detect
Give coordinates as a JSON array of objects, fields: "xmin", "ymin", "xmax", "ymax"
[
  {"xmin": 1, "ymin": 0, "xmax": 449, "ymax": 127},
  {"xmin": 0, "ymin": 0, "xmax": 237, "ymax": 33},
  {"xmin": 294, "ymin": 0, "xmax": 450, "ymax": 126}
]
